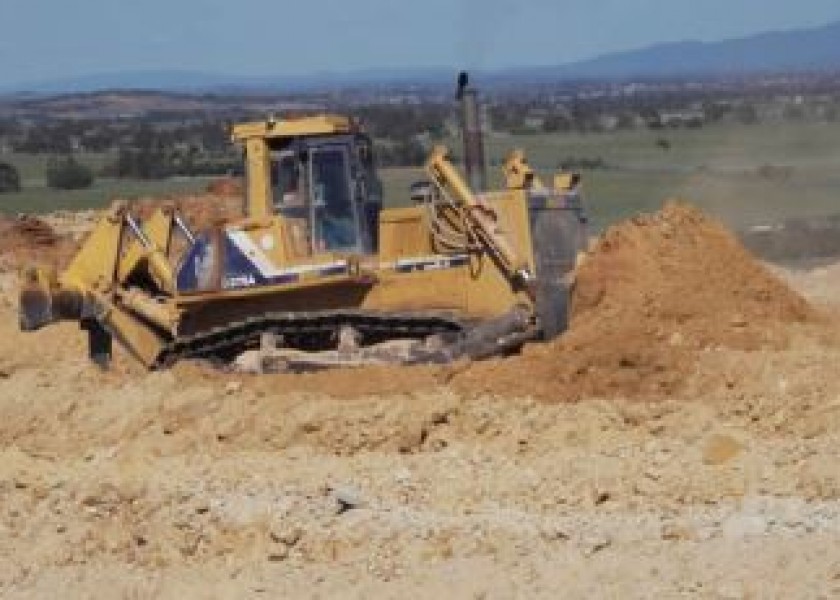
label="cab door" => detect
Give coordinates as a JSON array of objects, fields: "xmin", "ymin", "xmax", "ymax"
[{"xmin": 308, "ymin": 144, "xmax": 364, "ymax": 254}]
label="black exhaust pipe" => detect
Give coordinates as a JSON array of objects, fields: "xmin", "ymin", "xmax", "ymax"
[{"xmin": 456, "ymin": 71, "xmax": 487, "ymax": 192}]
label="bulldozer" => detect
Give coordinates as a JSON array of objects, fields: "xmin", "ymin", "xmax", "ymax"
[{"xmin": 19, "ymin": 73, "xmax": 587, "ymax": 371}]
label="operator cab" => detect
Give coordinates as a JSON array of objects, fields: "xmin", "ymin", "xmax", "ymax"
[{"xmin": 269, "ymin": 133, "xmax": 382, "ymax": 255}]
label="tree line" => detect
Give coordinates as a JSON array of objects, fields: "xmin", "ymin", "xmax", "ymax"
[{"xmin": 3, "ymin": 91, "xmax": 838, "ymax": 194}]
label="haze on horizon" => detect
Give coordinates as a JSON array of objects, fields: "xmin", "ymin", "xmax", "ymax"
[{"xmin": 4, "ymin": 0, "xmax": 840, "ymax": 87}]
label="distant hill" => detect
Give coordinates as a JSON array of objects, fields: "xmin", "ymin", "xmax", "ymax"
[
  {"xmin": 530, "ymin": 20, "xmax": 840, "ymax": 80},
  {"xmin": 4, "ymin": 20, "xmax": 840, "ymax": 94},
  {"xmin": 0, "ymin": 68, "xmax": 453, "ymax": 95}
]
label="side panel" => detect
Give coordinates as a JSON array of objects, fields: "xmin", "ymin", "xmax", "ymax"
[
  {"xmin": 464, "ymin": 190, "xmax": 535, "ymax": 318},
  {"xmin": 362, "ymin": 268, "xmax": 467, "ymax": 313},
  {"xmin": 378, "ymin": 206, "xmax": 434, "ymax": 260}
]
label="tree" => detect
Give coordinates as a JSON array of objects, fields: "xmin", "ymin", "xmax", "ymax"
[
  {"xmin": 542, "ymin": 113, "xmax": 571, "ymax": 133},
  {"xmin": 0, "ymin": 162, "xmax": 20, "ymax": 193},
  {"xmin": 105, "ymin": 147, "xmax": 170, "ymax": 179},
  {"xmin": 46, "ymin": 156, "xmax": 94, "ymax": 190}
]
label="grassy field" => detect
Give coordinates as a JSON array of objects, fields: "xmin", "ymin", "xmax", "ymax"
[
  {"xmin": 485, "ymin": 121, "xmax": 840, "ymax": 230},
  {"xmin": 382, "ymin": 122, "xmax": 840, "ymax": 230},
  {"xmin": 2, "ymin": 121, "xmax": 840, "ymax": 230},
  {"xmin": 0, "ymin": 152, "xmax": 214, "ymax": 213},
  {"xmin": 1, "ymin": 177, "xmax": 215, "ymax": 214}
]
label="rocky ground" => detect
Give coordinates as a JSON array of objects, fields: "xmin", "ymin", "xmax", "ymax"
[{"xmin": 0, "ymin": 204, "xmax": 839, "ymax": 598}]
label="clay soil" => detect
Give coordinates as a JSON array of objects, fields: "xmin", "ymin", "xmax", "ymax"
[{"xmin": 1, "ymin": 203, "xmax": 840, "ymax": 598}]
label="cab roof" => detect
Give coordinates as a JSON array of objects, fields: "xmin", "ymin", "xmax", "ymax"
[{"xmin": 231, "ymin": 114, "xmax": 358, "ymax": 142}]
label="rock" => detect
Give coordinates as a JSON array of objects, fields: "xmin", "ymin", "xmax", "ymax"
[
  {"xmin": 232, "ymin": 351, "xmax": 263, "ymax": 374},
  {"xmin": 329, "ymin": 484, "xmax": 366, "ymax": 513},
  {"xmin": 661, "ymin": 522, "xmax": 693, "ymax": 541},
  {"xmin": 722, "ymin": 513, "xmax": 767, "ymax": 539},
  {"xmin": 267, "ymin": 545, "xmax": 289, "ymax": 562},
  {"xmin": 194, "ymin": 503, "xmax": 210, "ymax": 515},
  {"xmin": 539, "ymin": 523, "xmax": 570, "ymax": 542},
  {"xmin": 577, "ymin": 532, "xmax": 612, "ymax": 556},
  {"xmin": 393, "ymin": 468, "xmax": 412, "ymax": 485},
  {"xmin": 703, "ymin": 433, "xmax": 743, "ymax": 465},
  {"xmin": 224, "ymin": 381, "xmax": 243, "ymax": 395},
  {"xmin": 270, "ymin": 524, "xmax": 302, "ymax": 547}
]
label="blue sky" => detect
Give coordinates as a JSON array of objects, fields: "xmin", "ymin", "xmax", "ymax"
[{"xmin": 3, "ymin": 0, "xmax": 840, "ymax": 85}]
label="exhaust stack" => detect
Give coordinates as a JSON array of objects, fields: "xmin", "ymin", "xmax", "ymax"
[{"xmin": 456, "ymin": 71, "xmax": 487, "ymax": 192}]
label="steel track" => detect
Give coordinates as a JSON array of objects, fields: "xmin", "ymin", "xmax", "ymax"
[{"xmin": 155, "ymin": 310, "xmax": 467, "ymax": 368}]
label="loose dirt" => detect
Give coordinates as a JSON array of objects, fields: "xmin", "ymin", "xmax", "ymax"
[
  {"xmin": 0, "ymin": 215, "xmax": 78, "ymax": 272},
  {"xmin": 131, "ymin": 192, "xmax": 244, "ymax": 233},
  {"xmin": 1, "ymin": 201, "xmax": 839, "ymax": 598},
  {"xmin": 455, "ymin": 202, "xmax": 816, "ymax": 400},
  {"xmin": 206, "ymin": 177, "xmax": 244, "ymax": 198}
]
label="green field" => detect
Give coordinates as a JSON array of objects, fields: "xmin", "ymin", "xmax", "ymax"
[
  {"xmin": 3, "ymin": 121, "xmax": 840, "ymax": 231},
  {"xmin": 486, "ymin": 122, "xmax": 840, "ymax": 230}
]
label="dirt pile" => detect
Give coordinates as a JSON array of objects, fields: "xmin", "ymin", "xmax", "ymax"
[
  {"xmin": 459, "ymin": 203, "xmax": 815, "ymax": 400},
  {"xmin": 130, "ymin": 193, "xmax": 244, "ymax": 233},
  {"xmin": 0, "ymin": 215, "xmax": 78, "ymax": 271},
  {"xmin": 0, "ymin": 200, "xmax": 818, "ymax": 404},
  {"xmin": 6, "ymin": 216, "xmax": 58, "ymax": 247},
  {"xmin": 206, "ymin": 177, "xmax": 244, "ymax": 197}
]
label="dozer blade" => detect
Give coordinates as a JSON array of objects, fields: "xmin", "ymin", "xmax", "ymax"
[{"xmin": 19, "ymin": 285, "xmax": 53, "ymax": 332}]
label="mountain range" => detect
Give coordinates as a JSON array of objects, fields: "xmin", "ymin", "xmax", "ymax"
[
  {"xmin": 5, "ymin": 20, "xmax": 840, "ymax": 94},
  {"xmin": 540, "ymin": 19, "xmax": 840, "ymax": 80}
]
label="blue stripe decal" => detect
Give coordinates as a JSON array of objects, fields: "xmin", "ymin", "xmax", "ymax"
[{"xmin": 177, "ymin": 230, "xmax": 469, "ymax": 293}]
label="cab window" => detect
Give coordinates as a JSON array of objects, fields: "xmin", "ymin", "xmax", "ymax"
[
  {"xmin": 271, "ymin": 152, "xmax": 302, "ymax": 213},
  {"xmin": 310, "ymin": 146, "xmax": 360, "ymax": 252}
]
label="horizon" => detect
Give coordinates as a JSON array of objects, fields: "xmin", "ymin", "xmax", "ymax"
[{"xmin": 4, "ymin": 0, "xmax": 840, "ymax": 90}]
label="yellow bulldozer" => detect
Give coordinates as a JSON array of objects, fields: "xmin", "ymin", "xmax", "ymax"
[{"xmin": 19, "ymin": 73, "xmax": 587, "ymax": 371}]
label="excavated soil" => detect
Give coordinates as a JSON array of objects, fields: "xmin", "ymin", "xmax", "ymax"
[
  {"xmin": 0, "ymin": 192, "xmax": 243, "ymax": 276},
  {"xmin": 218, "ymin": 202, "xmax": 817, "ymax": 402},
  {"xmin": 1, "ymin": 201, "xmax": 840, "ymax": 598},
  {"xmin": 456, "ymin": 203, "xmax": 816, "ymax": 401},
  {"xmin": 205, "ymin": 177, "xmax": 244, "ymax": 198},
  {"xmin": 131, "ymin": 192, "xmax": 244, "ymax": 233},
  {"xmin": 0, "ymin": 215, "xmax": 79, "ymax": 272}
]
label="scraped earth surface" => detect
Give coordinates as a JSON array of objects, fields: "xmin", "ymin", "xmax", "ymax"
[{"xmin": 1, "ymin": 203, "xmax": 840, "ymax": 598}]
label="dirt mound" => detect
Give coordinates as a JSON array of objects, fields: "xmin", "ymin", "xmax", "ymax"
[
  {"xmin": 130, "ymin": 193, "xmax": 244, "ymax": 234},
  {"xmin": 457, "ymin": 203, "xmax": 815, "ymax": 401},
  {"xmin": 0, "ymin": 215, "xmax": 79, "ymax": 271},
  {"xmin": 7, "ymin": 215, "xmax": 59, "ymax": 247},
  {"xmin": 1, "ymin": 201, "xmax": 817, "ymax": 403},
  {"xmin": 206, "ymin": 177, "xmax": 244, "ymax": 197}
]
